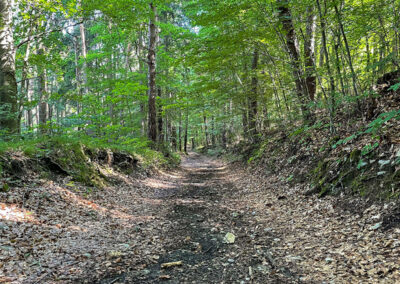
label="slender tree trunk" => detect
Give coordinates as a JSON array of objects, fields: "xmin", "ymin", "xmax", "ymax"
[
  {"xmin": 211, "ymin": 115, "xmax": 216, "ymax": 147},
  {"xmin": 334, "ymin": 4, "xmax": 360, "ymax": 100},
  {"xmin": 134, "ymin": 28, "xmax": 147, "ymax": 135},
  {"xmin": 203, "ymin": 115, "xmax": 209, "ymax": 147},
  {"xmin": 248, "ymin": 48, "xmax": 259, "ymax": 139},
  {"xmin": 73, "ymin": 38, "xmax": 80, "ymax": 103},
  {"xmin": 184, "ymin": 106, "xmax": 189, "ymax": 153},
  {"xmin": 333, "ymin": 31, "xmax": 346, "ymax": 96},
  {"xmin": 38, "ymin": 45, "xmax": 48, "ymax": 134},
  {"xmin": 221, "ymin": 105, "xmax": 227, "ymax": 148},
  {"xmin": 178, "ymin": 111, "xmax": 182, "ymax": 151},
  {"xmin": 157, "ymin": 88, "xmax": 164, "ymax": 144},
  {"xmin": 304, "ymin": 6, "xmax": 317, "ymax": 101},
  {"xmin": 0, "ymin": 0, "xmax": 18, "ymax": 134},
  {"xmin": 19, "ymin": 36, "xmax": 32, "ymax": 133},
  {"xmin": 78, "ymin": 0, "xmax": 88, "ymax": 95},
  {"xmin": 277, "ymin": 0, "xmax": 312, "ymax": 122},
  {"xmin": 316, "ymin": 0, "xmax": 336, "ymax": 111},
  {"xmin": 147, "ymin": 3, "xmax": 158, "ymax": 142},
  {"xmin": 242, "ymin": 107, "xmax": 248, "ymax": 136}
]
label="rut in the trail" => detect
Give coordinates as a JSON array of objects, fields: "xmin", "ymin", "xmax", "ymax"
[{"xmin": 98, "ymin": 153, "xmax": 299, "ymax": 284}]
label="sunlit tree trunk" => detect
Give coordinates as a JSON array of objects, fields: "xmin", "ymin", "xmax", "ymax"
[
  {"xmin": 304, "ymin": 6, "xmax": 317, "ymax": 101},
  {"xmin": 78, "ymin": 0, "xmax": 88, "ymax": 95},
  {"xmin": 203, "ymin": 115, "xmax": 209, "ymax": 147},
  {"xmin": 19, "ymin": 34, "xmax": 32, "ymax": 133},
  {"xmin": 0, "ymin": 0, "xmax": 18, "ymax": 134}
]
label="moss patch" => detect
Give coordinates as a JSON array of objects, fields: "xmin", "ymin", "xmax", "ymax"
[{"xmin": 311, "ymin": 148, "xmax": 400, "ymax": 200}]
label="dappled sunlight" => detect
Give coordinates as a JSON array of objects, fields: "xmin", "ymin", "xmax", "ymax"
[
  {"xmin": 137, "ymin": 197, "xmax": 163, "ymax": 205},
  {"xmin": 53, "ymin": 185, "xmax": 108, "ymax": 214},
  {"xmin": 182, "ymin": 182, "xmax": 207, "ymax": 187},
  {"xmin": 157, "ymin": 170, "xmax": 183, "ymax": 179},
  {"xmin": 143, "ymin": 177, "xmax": 178, "ymax": 189},
  {"xmin": 52, "ymin": 185, "xmax": 156, "ymax": 224},
  {"xmin": 0, "ymin": 203, "xmax": 38, "ymax": 223},
  {"xmin": 174, "ymin": 198, "xmax": 206, "ymax": 205}
]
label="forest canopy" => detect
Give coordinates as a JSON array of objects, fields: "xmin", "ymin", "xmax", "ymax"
[{"xmin": 0, "ymin": 0, "xmax": 399, "ymax": 151}]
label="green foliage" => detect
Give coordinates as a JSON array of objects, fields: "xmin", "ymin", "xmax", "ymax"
[{"xmin": 364, "ymin": 110, "xmax": 400, "ymax": 135}]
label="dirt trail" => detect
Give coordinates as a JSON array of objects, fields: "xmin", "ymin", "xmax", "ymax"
[
  {"xmin": 2, "ymin": 153, "xmax": 400, "ymax": 283},
  {"xmin": 100, "ymin": 153, "xmax": 296, "ymax": 283}
]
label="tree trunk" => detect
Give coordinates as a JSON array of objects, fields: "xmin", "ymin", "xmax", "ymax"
[
  {"xmin": 277, "ymin": 0, "xmax": 312, "ymax": 122},
  {"xmin": 157, "ymin": 88, "xmax": 164, "ymax": 144},
  {"xmin": 221, "ymin": 105, "xmax": 227, "ymax": 148},
  {"xmin": 334, "ymin": 4, "xmax": 360, "ymax": 100},
  {"xmin": 78, "ymin": 0, "xmax": 88, "ymax": 95},
  {"xmin": 211, "ymin": 115, "xmax": 216, "ymax": 147},
  {"xmin": 171, "ymin": 123, "xmax": 177, "ymax": 151},
  {"xmin": 203, "ymin": 115, "xmax": 209, "ymax": 147},
  {"xmin": 242, "ymin": 107, "xmax": 248, "ymax": 136},
  {"xmin": 248, "ymin": 48, "xmax": 259, "ymax": 140},
  {"xmin": 184, "ymin": 106, "xmax": 188, "ymax": 153},
  {"xmin": 316, "ymin": 0, "xmax": 336, "ymax": 110},
  {"xmin": 147, "ymin": 2, "xmax": 158, "ymax": 142},
  {"xmin": 304, "ymin": 6, "xmax": 317, "ymax": 101},
  {"xmin": 38, "ymin": 46, "xmax": 48, "ymax": 134},
  {"xmin": 19, "ymin": 34, "xmax": 32, "ymax": 133},
  {"xmin": 0, "ymin": 0, "xmax": 18, "ymax": 134},
  {"xmin": 178, "ymin": 112, "xmax": 182, "ymax": 151}
]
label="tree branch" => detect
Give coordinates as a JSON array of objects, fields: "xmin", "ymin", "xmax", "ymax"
[{"xmin": 17, "ymin": 21, "xmax": 84, "ymax": 49}]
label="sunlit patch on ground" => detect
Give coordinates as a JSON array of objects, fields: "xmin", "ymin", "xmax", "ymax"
[
  {"xmin": 174, "ymin": 198, "xmax": 205, "ymax": 205},
  {"xmin": 143, "ymin": 178, "xmax": 179, "ymax": 189},
  {"xmin": 156, "ymin": 170, "xmax": 183, "ymax": 180},
  {"xmin": 0, "ymin": 203, "xmax": 37, "ymax": 223}
]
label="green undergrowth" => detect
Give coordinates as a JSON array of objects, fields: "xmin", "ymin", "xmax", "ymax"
[
  {"xmin": 311, "ymin": 147, "xmax": 400, "ymax": 199},
  {"xmin": 242, "ymin": 114, "xmax": 400, "ymax": 201},
  {"xmin": 0, "ymin": 134, "xmax": 180, "ymax": 188}
]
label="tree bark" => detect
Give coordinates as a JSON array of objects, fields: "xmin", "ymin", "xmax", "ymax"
[
  {"xmin": 147, "ymin": 3, "xmax": 158, "ymax": 142},
  {"xmin": 334, "ymin": 4, "xmax": 360, "ymax": 99},
  {"xmin": 78, "ymin": 0, "xmax": 88, "ymax": 94},
  {"xmin": 211, "ymin": 115, "xmax": 216, "ymax": 147},
  {"xmin": 316, "ymin": 0, "xmax": 336, "ymax": 109},
  {"xmin": 184, "ymin": 106, "xmax": 188, "ymax": 153},
  {"xmin": 157, "ymin": 88, "xmax": 164, "ymax": 144},
  {"xmin": 0, "ymin": 0, "xmax": 18, "ymax": 134},
  {"xmin": 248, "ymin": 48, "xmax": 259, "ymax": 140},
  {"xmin": 277, "ymin": 0, "xmax": 312, "ymax": 122},
  {"xmin": 304, "ymin": 6, "xmax": 317, "ymax": 101},
  {"xmin": 38, "ymin": 46, "xmax": 48, "ymax": 134},
  {"xmin": 203, "ymin": 115, "xmax": 209, "ymax": 147}
]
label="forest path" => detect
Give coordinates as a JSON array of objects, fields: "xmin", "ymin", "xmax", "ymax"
[
  {"xmin": 3, "ymin": 153, "xmax": 399, "ymax": 283},
  {"xmin": 99, "ymin": 152, "xmax": 296, "ymax": 283},
  {"xmin": 101, "ymin": 152, "xmax": 400, "ymax": 284}
]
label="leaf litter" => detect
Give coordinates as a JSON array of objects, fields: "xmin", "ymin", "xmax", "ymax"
[{"xmin": 0, "ymin": 153, "xmax": 399, "ymax": 283}]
